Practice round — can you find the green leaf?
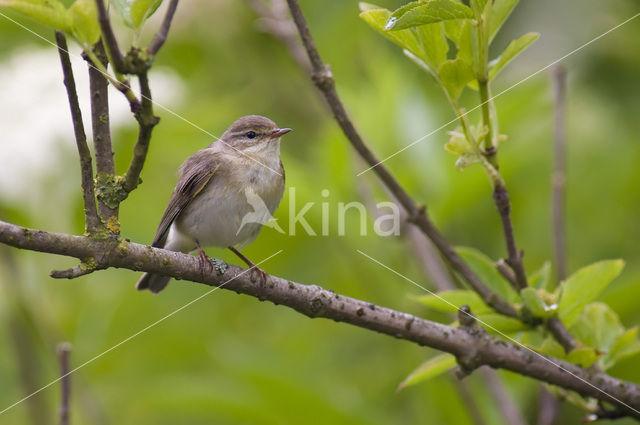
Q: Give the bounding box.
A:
[111,0,134,27]
[529,261,551,290]
[489,0,519,42]
[438,58,474,100]
[414,290,492,315]
[415,22,448,70]
[566,347,599,368]
[608,327,640,369]
[538,337,565,359]
[130,0,162,28]
[571,303,623,353]
[476,313,529,333]
[454,152,482,171]
[0,0,71,31]
[359,6,424,63]
[397,353,456,391]
[521,287,553,318]
[488,32,539,80]
[455,247,520,303]
[385,0,474,31]
[557,260,624,327]
[68,0,100,45]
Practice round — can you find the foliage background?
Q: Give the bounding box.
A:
[0,0,639,423]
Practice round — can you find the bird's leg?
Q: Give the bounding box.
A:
[229,247,267,284]
[195,240,213,278]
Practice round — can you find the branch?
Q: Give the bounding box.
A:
[122,72,159,193]
[147,0,180,56]
[57,342,71,425]
[55,32,100,234]
[87,41,119,229]
[284,0,517,318]
[493,181,528,291]
[95,0,125,74]
[480,368,528,425]
[248,0,311,72]
[0,221,639,418]
[551,65,567,282]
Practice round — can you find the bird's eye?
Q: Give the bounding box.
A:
[246,131,256,139]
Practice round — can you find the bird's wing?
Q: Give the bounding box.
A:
[151,149,220,248]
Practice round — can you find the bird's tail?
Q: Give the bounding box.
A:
[136,272,171,294]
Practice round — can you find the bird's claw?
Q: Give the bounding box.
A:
[250,267,268,285]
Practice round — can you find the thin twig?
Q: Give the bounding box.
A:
[1,221,640,417]
[248,0,311,72]
[496,258,518,288]
[493,181,528,290]
[122,72,159,193]
[551,65,567,282]
[57,342,71,425]
[536,386,560,425]
[147,0,180,56]
[50,264,99,279]
[95,0,125,73]
[481,368,529,425]
[284,0,517,318]
[87,41,119,228]
[55,31,100,234]
[453,373,488,425]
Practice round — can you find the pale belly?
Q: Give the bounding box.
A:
[168,165,284,252]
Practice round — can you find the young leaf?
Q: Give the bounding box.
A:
[607,327,640,369]
[397,353,456,391]
[111,0,134,28]
[489,0,519,42]
[571,303,623,354]
[438,58,474,100]
[521,287,552,318]
[414,290,492,315]
[455,246,520,302]
[0,0,71,32]
[557,260,624,327]
[538,337,565,359]
[385,0,474,31]
[130,0,162,28]
[488,32,539,80]
[359,6,424,65]
[566,347,599,368]
[454,152,482,171]
[475,313,529,333]
[415,22,448,70]
[68,0,100,45]
[529,261,551,290]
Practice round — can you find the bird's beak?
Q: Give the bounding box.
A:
[270,128,292,138]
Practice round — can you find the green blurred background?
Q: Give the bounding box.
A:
[1,0,640,423]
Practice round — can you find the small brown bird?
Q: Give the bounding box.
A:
[136,115,291,293]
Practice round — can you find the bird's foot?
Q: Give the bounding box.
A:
[197,247,213,278]
[250,266,268,285]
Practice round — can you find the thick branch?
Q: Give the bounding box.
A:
[147,0,180,56]
[95,0,125,74]
[0,220,639,418]
[284,0,517,318]
[57,342,71,425]
[122,72,159,193]
[551,65,567,282]
[87,42,119,227]
[55,32,100,234]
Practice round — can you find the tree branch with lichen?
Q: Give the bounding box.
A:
[0,220,639,418]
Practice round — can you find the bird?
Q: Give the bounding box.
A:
[136,115,291,293]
